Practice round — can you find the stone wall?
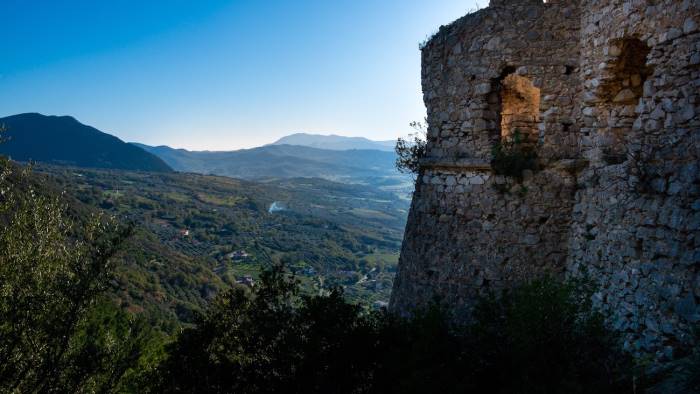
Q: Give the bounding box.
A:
[391,0,582,317]
[390,0,700,362]
[567,0,700,360]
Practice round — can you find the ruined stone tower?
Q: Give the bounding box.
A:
[390,0,699,360]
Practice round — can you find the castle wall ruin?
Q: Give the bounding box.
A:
[390,0,700,361]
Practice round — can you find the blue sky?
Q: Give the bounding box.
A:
[1,0,479,150]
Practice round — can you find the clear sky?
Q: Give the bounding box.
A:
[1,0,479,150]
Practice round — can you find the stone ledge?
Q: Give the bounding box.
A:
[420,157,492,171]
[420,157,589,173]
[550,159,590,173]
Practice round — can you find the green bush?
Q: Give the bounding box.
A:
[0,158,162,393]
[152,266,636,393]
[463,277,633,393]
[491,130,538,180]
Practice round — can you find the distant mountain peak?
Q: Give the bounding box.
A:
[12,112,78,122]
[0,113,173,172]
[270,133,395,152]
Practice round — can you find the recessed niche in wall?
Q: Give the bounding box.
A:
[500,74,541,145]
[601,38,652,104]
[599,38,652,164]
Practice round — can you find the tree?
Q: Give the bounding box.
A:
[153,265,637,394]
[153,266,379,393]
[0,155,148,392]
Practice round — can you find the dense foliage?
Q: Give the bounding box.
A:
[153,265,637,394]
[0,159,162,392]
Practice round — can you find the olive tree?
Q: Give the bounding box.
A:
[0,149,135,392]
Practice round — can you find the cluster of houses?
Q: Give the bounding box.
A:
[236,275,255,288]
[213,249,252,276]
[226,250,250,261]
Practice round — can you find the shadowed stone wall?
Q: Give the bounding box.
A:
[567,0,700,360]
[390,0,582,318]
[391,0,699,362]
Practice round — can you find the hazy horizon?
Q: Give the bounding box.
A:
[1,112,400,151]
[135,130,398,151]
[1,0,480,150]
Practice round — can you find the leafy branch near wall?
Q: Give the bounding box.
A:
[395,120,427,175]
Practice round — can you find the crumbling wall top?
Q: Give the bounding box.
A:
[489,0,547,6]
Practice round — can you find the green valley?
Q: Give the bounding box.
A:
[35,165,409,329]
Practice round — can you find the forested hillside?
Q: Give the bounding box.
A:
[0,114,172,172]
[36,165,408,326]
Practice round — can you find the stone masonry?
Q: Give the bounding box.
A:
[390,0,700,362]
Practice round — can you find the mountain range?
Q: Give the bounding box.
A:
[133,143,402,185]
[0,113,172,172]
[270,133,395,152]
[0,113,405,188]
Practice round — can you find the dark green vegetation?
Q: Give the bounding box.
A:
[0,156,400,392]
[3,153,695,393]
[133,143,411,193]
[4,122,692,393]
[0,113,172,172]
[152,266,639,394]
[0,158,163,392]
[36,164,407,327]
[491,130,538,180]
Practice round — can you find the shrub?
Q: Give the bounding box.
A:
[491,130,538,180]
[463,277,633,393]
[152,266,378,393]
[0,158,160,393]
[153,266,636,393]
